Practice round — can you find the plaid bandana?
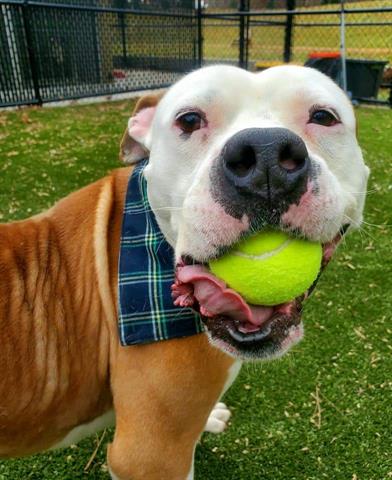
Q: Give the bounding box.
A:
[118,160,204,346]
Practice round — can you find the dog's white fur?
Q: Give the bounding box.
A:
[127,65,368,265]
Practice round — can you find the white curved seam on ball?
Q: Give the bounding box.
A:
[232,239,293,261]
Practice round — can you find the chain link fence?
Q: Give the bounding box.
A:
[202,0,392,104]
[1,0,391,107]
[0,0,197,107]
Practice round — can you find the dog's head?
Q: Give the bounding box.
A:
[121,65,369,360]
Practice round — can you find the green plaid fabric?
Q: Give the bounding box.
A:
[118,160,204,346]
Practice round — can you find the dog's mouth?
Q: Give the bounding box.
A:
[172,230,345,360]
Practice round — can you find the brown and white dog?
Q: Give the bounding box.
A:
[0,65,368,479]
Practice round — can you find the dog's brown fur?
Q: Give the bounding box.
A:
[0,104,233,479]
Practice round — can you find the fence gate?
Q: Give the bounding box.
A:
[0,0,198,107]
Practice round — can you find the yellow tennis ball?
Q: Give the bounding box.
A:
[209,230,322,306]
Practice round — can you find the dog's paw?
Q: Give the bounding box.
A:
[204,402,231,434]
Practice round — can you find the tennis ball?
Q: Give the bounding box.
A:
[209,230,322,306]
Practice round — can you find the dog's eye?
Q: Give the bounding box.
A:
[175,112,204,134]
[309,109,340,127]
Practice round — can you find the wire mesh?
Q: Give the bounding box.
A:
[0,3,38,105]
[0,0,196,106]
[202,0,391,104]
[0,0,391,106]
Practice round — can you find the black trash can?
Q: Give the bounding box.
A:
[305,53,387,100]
[346,59,387,99]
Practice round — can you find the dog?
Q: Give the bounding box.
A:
[0,65,368,479]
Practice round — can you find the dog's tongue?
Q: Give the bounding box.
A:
[172,264,274,331]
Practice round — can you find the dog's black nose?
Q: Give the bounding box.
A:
[221,127,310,205]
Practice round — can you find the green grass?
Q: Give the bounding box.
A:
[0,102,391,479]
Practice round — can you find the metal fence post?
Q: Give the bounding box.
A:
[197,0,203,68]
[119,13,127,66]
[239,0,249,69]
[244,0,250,69]
[21,0,42,105]
[116,0,127,68]
[283,0,295,63]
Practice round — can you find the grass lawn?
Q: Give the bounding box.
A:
[0,101,391,480]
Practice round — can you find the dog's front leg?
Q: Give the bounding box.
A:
[108,334,234,480]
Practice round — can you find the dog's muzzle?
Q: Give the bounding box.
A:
[210,127,311,223]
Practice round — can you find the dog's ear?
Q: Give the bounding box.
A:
[120,92,164,164]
